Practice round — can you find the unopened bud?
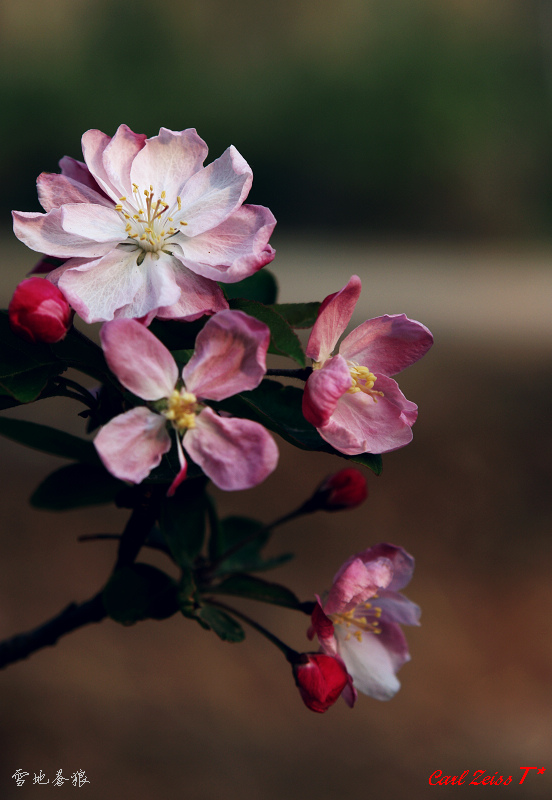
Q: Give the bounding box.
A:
[311,468,368,511]
[9,278,72,344]
[292,653,349,713]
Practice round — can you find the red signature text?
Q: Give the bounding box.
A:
[429,768,546,787]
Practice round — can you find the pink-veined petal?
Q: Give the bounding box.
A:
[334,625,401,701]
[184,407,278,491]
[81,128,120,202]
[376,590,421,627]
[183,309,269,401]
[154,256,228,321]
[306,275,362,363]
[102,124,147,198]
[37,172,112,212]
[356,543,416,592]
[339,314,434,376]
[60,203,125,243]
[176,146,252,237]
[325,556,394,616]
[317,374,418,455]
[112,252,182,321]
[173,204,276,283]
[59,156,105,193]
[302,355,352,429]
[129,127,208,204]
[12,209,115,259]
[94,407,171,484]
[100,318,178,400]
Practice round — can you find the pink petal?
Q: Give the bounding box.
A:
[317,374,418,455]
[154,258,228,321]
[325,556,393,615]
[334,625,402,701]
[59,156,105,193]
[176,146,253,237]
[183,309,269,401]
[356,543,415,592]
[376,590,421,627]
[102,124,147,198]
[60,203,125,243]
[12,209,116,259]
[37,172,112,212]
[94,407,171,483]
[81,128,120,201]
[100,318,178,400]
[172,204,276,283]
[302,355,352,428]
[184,407,278,490]
[130,127,208,204]
[306,275,362,363]
[113,252,182,321]
[339,314,434,376]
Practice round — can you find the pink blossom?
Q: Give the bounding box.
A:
[311,468,368,511]
[292,652,350,713]
[9,277,72,343]
[302,275,433,454]
[94,310,278,493]
[309,543,420,703]
[13,125,276,324]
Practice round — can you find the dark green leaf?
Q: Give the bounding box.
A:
[229,298,305,366]
[0,417,99,463]
[268,302,320,328]
[103,563,179,625]
[30,463,125,510]
[50,327,109,382]
[211,516,293,574]
[198,604,245,642]
[159,477,209,566]
[222,269,278,304]
[212,573,303,610]
[218,379,383,475]
[0,364,63,402]
[0,312,64,402]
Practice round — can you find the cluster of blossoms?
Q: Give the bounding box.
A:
[6,124,433,713]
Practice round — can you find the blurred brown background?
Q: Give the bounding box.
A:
[1,1,552,798]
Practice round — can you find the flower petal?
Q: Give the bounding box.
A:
[37,172,112,212]
[12,209,115,259]
[154,258,228,322]
[376,590,421,626]
[302,355,352,428]
[334,625,401,701]
[94,407,171,484]
[129,127,208,204]
[317,374,418,455]
[356,543,416,592]
[173,204,276,282]
[59,156,105,193]
[339,314,434,376]
[183,309,269,401]
[325,556,394,615]
[81,128,120,201]
[100,318,178,400]
[102,124,147,198]
[306,275,362,363]
[184,407,278,490]
[176,145,252,237]
[60,203,125,243]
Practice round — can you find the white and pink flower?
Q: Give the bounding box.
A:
[94,310,279,493]
[13,125,276,324]
[309,543,420,704]
[302,275,433,454]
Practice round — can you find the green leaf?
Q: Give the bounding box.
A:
[197,604,245,642]
[212,515,292,574]
[0,417,99,463]
[103,564,179,625]
[268,302,320,329]
[0,312,64,402]
[50,327,109,382]
[222,269,278,304]
[211,573,303,610]
[159,477,209,566]
[218,379,383,475]
[228,298,305,366]
[30,463,125,510]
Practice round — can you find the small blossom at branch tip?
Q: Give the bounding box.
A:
[302,275,433,455]
[12,125,276,324]
[292,653,350,713]
[312,468,368,511]
[9,277,72,344]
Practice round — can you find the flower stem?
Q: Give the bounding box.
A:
[207,599,300,662]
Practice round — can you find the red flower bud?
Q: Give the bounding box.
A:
[292,653,349,713]
[313,468,368,511]
[9,278,72,344]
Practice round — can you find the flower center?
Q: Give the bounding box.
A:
[114,184,187,254]
[162,389,198,431]
[346,361,384,400]
[329,601,382,643]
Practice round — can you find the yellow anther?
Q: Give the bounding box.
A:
[179,221,187,226]
[161,190,166,200]
[132,183,139,192]
[119,196,127,202]
[124,214,130,219]
[164,389,198,431]
[353,631,363,642]
[177,196,182,210]
[125,224,132,232]
[115,204,123,212]
[129,233,138,239]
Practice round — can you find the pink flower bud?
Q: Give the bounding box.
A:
[292,653,349,713]
[9,278,72,344]
[313,468,368,511]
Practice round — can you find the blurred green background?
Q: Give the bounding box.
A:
[1,2,552,800]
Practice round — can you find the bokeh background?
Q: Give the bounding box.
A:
[1,1,551,798]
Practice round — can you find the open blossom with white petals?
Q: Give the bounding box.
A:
[309,543,420,704]
[13,125,276,324]
[94,310,279,493]
[302,275,433,455]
